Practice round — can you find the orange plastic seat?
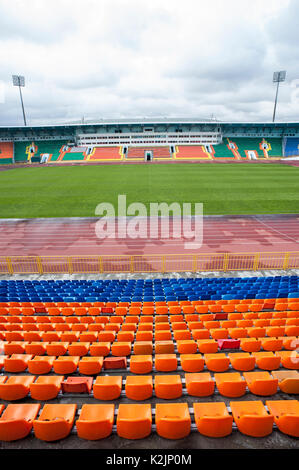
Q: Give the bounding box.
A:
[279,351,299,370]
[285,326,299,336]
[204,353,230,372]
[193,402,233,438]
[247,327,266,339]
[0,376,35,401]
[243,371,278,396]
[155,403,190,440]
[4,354,32,373]
[229,353,256,371]
[53,356,80,374]
[266,400,299,438]
[79,332,98,343]
[122,324,137,332]
[46,342,69,356]
[130,355,153,374]
[78,357,103,375]
[61,332,80,342]
[42,332,62,342]
[28,356,55,375]
[172,322,187,331]
[188,321,204,330]
[0,404,41,441]
[76,404,115,441]
[210,328,229,340]
[90,342,111,357]
[176,340,197,354]
[117,331,135,342]
[215,373,246,398]
[142,307,154,315]
[138,323,153,332]
[93,376,122,400]
[155,341,175,354]
[197,339,218,354]
[4,331,25,342]
[133,341,153,355]
[155,323,170,331]
[33,404,77,442]
[240,338,261,353]
[25,342,48,356]
[173,330,192,341]
[117,404,152,440]
[111,341,132,357]
[169,306,182,315]
[271,371,299,394]
[125,376,153,401]
[30,376,64,401]
[252,352,281,371]
[261,337,283,352]
[136,331,154,341]
[4,341,27,355]
[155,375,182,399]
[185,373,215,397]
[155,354,177,372]
[180,354,204,373]
[67,342,90,357]
[192,329,210,340]
[228,328,248,339]
[204,321,220,330]
[230,401,274,437]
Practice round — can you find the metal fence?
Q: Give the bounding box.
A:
[0,252,298,275]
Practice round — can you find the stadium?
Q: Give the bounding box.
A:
[0,0,299,461]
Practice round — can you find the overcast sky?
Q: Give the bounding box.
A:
[0,0,298,126]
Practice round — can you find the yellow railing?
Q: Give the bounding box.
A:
[0,252,298,275]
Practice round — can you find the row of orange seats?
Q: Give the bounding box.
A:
[1,350,298,374]
[0,371,298,401]
[0,299,298,316]
[0,401,298,441]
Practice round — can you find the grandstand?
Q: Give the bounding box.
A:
[0,120,298,165]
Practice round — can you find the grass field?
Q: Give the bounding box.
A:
[0,163,298,218]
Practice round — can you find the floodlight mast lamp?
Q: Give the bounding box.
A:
[272,71,286,123]
[12,75,27,126]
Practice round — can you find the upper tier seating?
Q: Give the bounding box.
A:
[14,141,67,163]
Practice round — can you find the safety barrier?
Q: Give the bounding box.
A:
[0,252,298,275]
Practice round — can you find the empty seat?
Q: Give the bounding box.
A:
[180,354,204,373]
[28,356,55,375]
[279,351,299,370]
[33,404,77,441]
[93,376,122,400]
[266,400,299,438]
[197,339,218,354]
[155,403,191,440]
[90,342,111,357]
[76,404,115,440]
[215,373,246,398]
[78,357,103,375]
[117,404,152,440]
[4,354,32,373]
[103,357,127,370]
[53,356,80,374]
[30,376,64,401]
[130,355,152,374]
[229,353,256,372]
[193,402,233,438]
[155,375,182,399]
[176,340,197,354]
[230,401,274,437]
[185,373,215,397]
[271,370,299,394]
[0,376,35,401]
[243,372,278,396]
[68,342,90,357]
[46,342,69,356]
[260,337,283,352]
[240,338,261,353]
[204,354,230,372]
[125,376,153,401]
[155,341,175,354]
[133,341,153,355]
[0,404,41,441]
[252,352,281,371]
[111,342,132,357]
[155,354,177,372]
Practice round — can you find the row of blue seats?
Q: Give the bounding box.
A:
[0,277,298,302]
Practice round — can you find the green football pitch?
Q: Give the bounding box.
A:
[0,163,298,218]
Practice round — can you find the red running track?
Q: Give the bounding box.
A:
[0,215,298,256]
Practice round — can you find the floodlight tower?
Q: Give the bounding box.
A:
[272,71,286,123]
[12,75,27,126]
